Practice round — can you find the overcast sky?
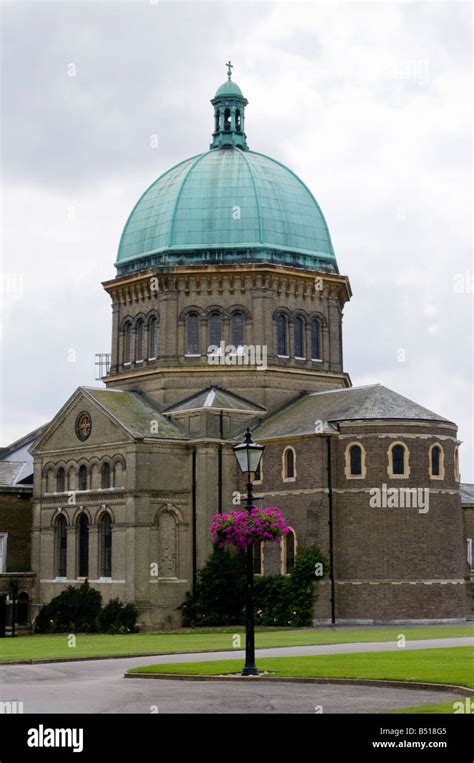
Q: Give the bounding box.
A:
[1,1,472,480]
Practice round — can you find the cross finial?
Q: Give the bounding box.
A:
[226,60,233,80]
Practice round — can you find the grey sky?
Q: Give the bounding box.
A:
[1,1,472,479]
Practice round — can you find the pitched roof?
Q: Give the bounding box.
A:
[164,386,266,414]
[0,424,49,488]
[252,384,453,440]
[83,388,188,440]
[460,483,474,507]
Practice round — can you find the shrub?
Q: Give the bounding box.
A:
[34,581,138,634]
[182,545,327,627]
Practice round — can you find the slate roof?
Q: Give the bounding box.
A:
[461,484,474,507]
[0,424,48,488]
[83,388,188,440]
[164,386,266,414]
[252,384,453,440]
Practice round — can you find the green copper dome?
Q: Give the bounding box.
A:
[115,65,338,276]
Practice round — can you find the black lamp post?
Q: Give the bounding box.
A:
[233,427,264,676]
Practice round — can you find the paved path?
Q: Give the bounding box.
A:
[0,637,471,714]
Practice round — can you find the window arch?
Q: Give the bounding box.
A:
[123,321,132,364]
[224,108,231,131]
[56,467,65,493]
[387,442,410,478]
[136,319,145,362]
[55,515,67,578]
[78,465,88,491]
[231,312,245,348]
[282,446,296,482]
[101,462,111,489]
[311,319,321,360]
[186,312,200,355]
[209,311,222,348]
[99,514,112,578]
[344,442,367,479]
[235,109,241,132]
[148,315,159,359]
[277,314,288,356]
[294,316,305,358]
[78,514,89,578]
[429,443,445,480]
[282,529,296,574]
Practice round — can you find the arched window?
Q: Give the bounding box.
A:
[388,443,409,478]
[56,515,67,578]
[236,109,241,132]
[124,322,132,364]
[101,462,111,489]
[99,514,112,578]
[350,445,362,476]
[148,316,158,359]
[231,312,245,347]
[224,108,231,131]
[136,319,145,361]
[277,314,287,356]
[311,319,321,360]
[78,514,89,578]
[215,109,220,132]
[283,447,296,481]
[294,317,305,358]
[209,312,222,348]
[282,530,296,574]
[56,467,65,493]
[158,511,177,578]
[78,465,88,491]
[431,446,440,476]
[186,312,200,355]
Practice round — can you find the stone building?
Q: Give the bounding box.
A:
[29,66,469,627]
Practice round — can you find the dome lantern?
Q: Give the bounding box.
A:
[210,61,248,150]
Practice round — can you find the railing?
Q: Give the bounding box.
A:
[95,354,111,380]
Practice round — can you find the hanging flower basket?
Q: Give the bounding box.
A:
[211,507,290,552]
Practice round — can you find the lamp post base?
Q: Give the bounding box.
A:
[241,664,259,676]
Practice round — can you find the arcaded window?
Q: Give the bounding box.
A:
[136,319,145,361]
[56,467,65,493]
[209,312,222,348]
[294,317,305,358]
[56,515,67,578]
[231,312,245,347]
[311,319,321,360]
[186,312,200,355]
[148,316,158,359]
[78,514,89,578]
[277,314,287,356]
[124,322,132,364]
[100,514,112,578]
[282,529,296,574]
[283,446,296,481]
[101,462,111,489]
[350,445,362,476]
[78,465,88,491]
[388,442,409,478]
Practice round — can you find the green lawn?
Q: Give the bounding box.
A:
[387,700,472,714]
[128,647,474,690]
[0,626,471,664]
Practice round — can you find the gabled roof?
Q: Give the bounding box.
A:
[81,388,188,440]
[0,424,49,488]
[164,386,266,415]
[461,484,474,507]
[252,384,453,440]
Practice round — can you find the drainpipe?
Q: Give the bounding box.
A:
[192,447,197,592]
[218,410,223,515]
[326,435,336,624]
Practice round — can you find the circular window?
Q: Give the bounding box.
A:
[75,412,92,441]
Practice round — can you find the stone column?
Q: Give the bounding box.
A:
[88,526,99,580]
[66,524,76,580]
